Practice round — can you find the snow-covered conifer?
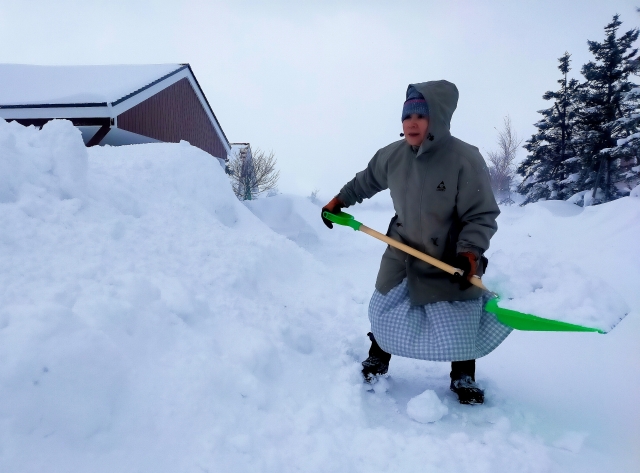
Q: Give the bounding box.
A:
[517,53,580,204]
[573,15,639,204]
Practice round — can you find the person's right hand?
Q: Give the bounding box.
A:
[450,252,477,290]
[321,196,345,229]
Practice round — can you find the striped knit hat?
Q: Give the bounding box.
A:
[401,86,429,122]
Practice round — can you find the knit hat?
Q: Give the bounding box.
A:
[401,86,429,122]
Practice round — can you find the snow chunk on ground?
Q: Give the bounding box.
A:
[406,389,448,423]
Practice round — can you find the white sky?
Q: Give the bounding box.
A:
[0,0,638,196]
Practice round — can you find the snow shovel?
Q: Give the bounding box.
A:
[323,210,606,334]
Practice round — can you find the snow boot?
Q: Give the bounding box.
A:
[450,375,484,404]
[362,332,391,383]
[450,360,484,405]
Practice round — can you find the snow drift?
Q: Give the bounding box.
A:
[0,119,366,472]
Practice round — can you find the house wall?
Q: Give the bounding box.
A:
[117,78,227,159]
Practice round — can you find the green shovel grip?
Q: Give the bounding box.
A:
[323,211,362,231]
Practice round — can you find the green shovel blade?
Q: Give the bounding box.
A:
[484,297,606,334]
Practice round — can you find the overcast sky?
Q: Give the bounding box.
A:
[1,0,638,197]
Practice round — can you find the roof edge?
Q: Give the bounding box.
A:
[110,65,188,106]
[182,64,231,149]
[0,102,108,109]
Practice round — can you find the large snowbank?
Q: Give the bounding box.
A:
[0,119,637,472]
[0,119,367,472]
[0,119,88,202]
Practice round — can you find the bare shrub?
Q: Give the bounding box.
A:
[487,116,522,204]
[308,188,320,204]
[228,147,280,200]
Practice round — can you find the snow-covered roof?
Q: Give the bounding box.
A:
[0,63,231,154]
[0,64,183,106]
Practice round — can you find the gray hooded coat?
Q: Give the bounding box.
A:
[337,80,500,305]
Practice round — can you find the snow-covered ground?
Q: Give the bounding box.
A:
[0,119,638,472]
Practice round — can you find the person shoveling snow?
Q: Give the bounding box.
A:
[322,80,512,405]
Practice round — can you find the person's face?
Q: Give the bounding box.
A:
[402,114,429,147]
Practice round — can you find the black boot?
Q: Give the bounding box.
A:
[362,332,391,383]
[450,360,484,405]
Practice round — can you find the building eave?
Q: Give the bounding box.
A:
[0,64,232,156]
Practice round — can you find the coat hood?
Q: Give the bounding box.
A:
[409,80,459,155]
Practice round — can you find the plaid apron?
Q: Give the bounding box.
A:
[369,279,512,361]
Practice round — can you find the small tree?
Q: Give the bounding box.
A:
[228,146,280,200]
[487,116,522,204]
[308,188,320,204]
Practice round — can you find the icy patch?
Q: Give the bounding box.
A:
[406,389,448,423]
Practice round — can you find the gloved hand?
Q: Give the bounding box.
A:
[451,251,478,290]
[321,196,345,229]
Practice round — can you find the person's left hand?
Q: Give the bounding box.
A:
[321,196,345,229]
[451,252,478,290]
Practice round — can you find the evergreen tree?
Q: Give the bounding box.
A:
[614,81,640,192]
[517,53,580,204]
[573,15,639,204]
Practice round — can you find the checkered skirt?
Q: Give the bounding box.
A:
[369,279,512,361]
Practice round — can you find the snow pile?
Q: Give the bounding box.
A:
[484,200,636,332]
[0,119,87,202]
[406,389,448,423]
[0,119,366,472]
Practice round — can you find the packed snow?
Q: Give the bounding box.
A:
[0,119,638,472]
[0,64,182,105]
[406,389,449,423]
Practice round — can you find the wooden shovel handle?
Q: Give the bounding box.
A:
[359,224,489,291]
